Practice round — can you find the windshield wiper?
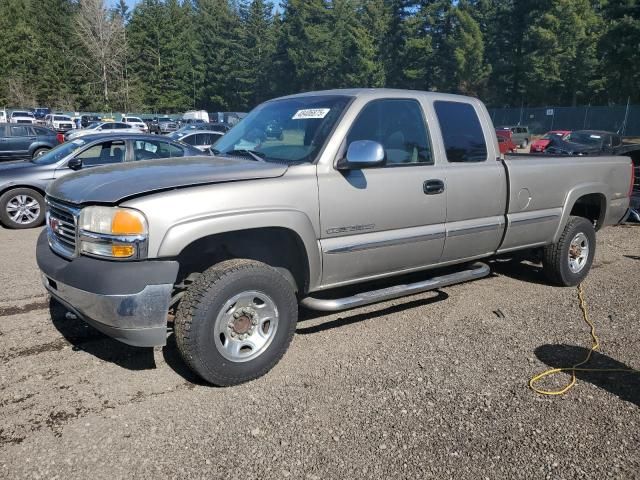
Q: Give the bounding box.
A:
[223,149,267,162]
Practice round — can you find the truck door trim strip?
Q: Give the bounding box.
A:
[447,222,501,237]
[510,213,560,226]
[324,231,445,254]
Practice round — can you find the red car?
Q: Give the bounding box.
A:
[529,130,571,153]
[496,130,517,154]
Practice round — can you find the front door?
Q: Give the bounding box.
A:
[318,98,447,288]
[8,125,36,158]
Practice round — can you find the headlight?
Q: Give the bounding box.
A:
[78,206,148,259]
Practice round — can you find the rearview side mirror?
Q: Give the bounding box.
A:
[337,140,386,170]
[67,158,83,171]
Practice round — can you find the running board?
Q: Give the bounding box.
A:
[300,262,490,312]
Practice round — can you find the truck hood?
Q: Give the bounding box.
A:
[46,156,288,205]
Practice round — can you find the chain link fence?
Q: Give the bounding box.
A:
[488,105,639,137]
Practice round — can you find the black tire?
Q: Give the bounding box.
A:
[0,188,46,229]
[174,259,298,386]
[32,148,49,159]
[543,216,596,286]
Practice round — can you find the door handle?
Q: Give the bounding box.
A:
[423,179,445,195]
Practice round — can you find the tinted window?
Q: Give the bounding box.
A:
[33,127,52,135]
[76,141,126,166]
[10,126,33,136]
[183,134,198,146]
[434,101,487,163]
[114,123,129,129]
[133,140,183,160]
[347,99,432,165]
[101,124,114,130]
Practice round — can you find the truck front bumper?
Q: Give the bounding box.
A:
[36,231,179,347]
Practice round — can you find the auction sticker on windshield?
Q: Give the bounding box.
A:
[292,108,330,120]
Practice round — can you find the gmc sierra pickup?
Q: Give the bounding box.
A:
[36,89,633,386]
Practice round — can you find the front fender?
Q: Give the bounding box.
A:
[158,208,323,291]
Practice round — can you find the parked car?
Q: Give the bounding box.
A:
[33,107,50,121]
[122,116,149,132]
[0,110,6,123]
[36,88,633,386]
[496,130,517,154]
[529,130,571,153]
[545,130,623,155]
[149,117,178,134]
[168,130,224,151]
[181,110,209,124]
[0,123,59,161]
[9,111,36,125]
[0,133,204,229]
[497,125,530,148]
[46,114,75,132]
[169,124,226,137]
[80,115,101,128]
[66,121,143,140]
[264,120,284,140]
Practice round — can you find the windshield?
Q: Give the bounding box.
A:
[158,117,173,122]
[54,116,70,121]
[213,95,351,163]
[31,139,87,165]
[566,132,603,146]
[12,111,33,117]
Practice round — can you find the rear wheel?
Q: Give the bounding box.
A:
[0,188,45,229]
[32,148,49,159]
[543,216,596,286]
[174,259,298,386]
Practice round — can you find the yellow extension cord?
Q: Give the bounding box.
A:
[529,283,639,396]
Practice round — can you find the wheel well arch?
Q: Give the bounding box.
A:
[174,227,310,295]
[569,193,606,230]
[0,184,46,199]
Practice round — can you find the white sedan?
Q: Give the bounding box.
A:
[66,122,144,140]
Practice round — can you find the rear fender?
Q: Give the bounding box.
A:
[553,183,609,242]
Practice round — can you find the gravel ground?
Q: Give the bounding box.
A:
[0,225,638,479]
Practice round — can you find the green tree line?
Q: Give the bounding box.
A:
[0,0,638,113]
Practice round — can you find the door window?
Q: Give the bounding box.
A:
[434,101,488,163]
[133,140,183,160]
[10,126,33,137]
[183,134,198,146]
[76,141,126,166]
[347,99,433,165]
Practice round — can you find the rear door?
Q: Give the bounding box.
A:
[318,97,447,287]
[431,100,507,262]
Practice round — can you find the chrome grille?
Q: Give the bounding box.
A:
[46,198,80,258]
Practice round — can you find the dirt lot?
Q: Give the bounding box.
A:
[0,225,639,479]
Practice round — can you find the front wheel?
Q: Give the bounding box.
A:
[542,216,596,286]
[0,188,46,229]
[174,259,298,386]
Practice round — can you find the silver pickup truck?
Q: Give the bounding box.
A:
[36,89,633,386]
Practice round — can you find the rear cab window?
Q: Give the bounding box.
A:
[433,101,488,163]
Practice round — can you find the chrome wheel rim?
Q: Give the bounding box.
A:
[568,232,589,273]
[6,194,40,225]
[35,150,46,158]
[214,290,279,363]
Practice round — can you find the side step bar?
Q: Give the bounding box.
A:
[300,262,490,312]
